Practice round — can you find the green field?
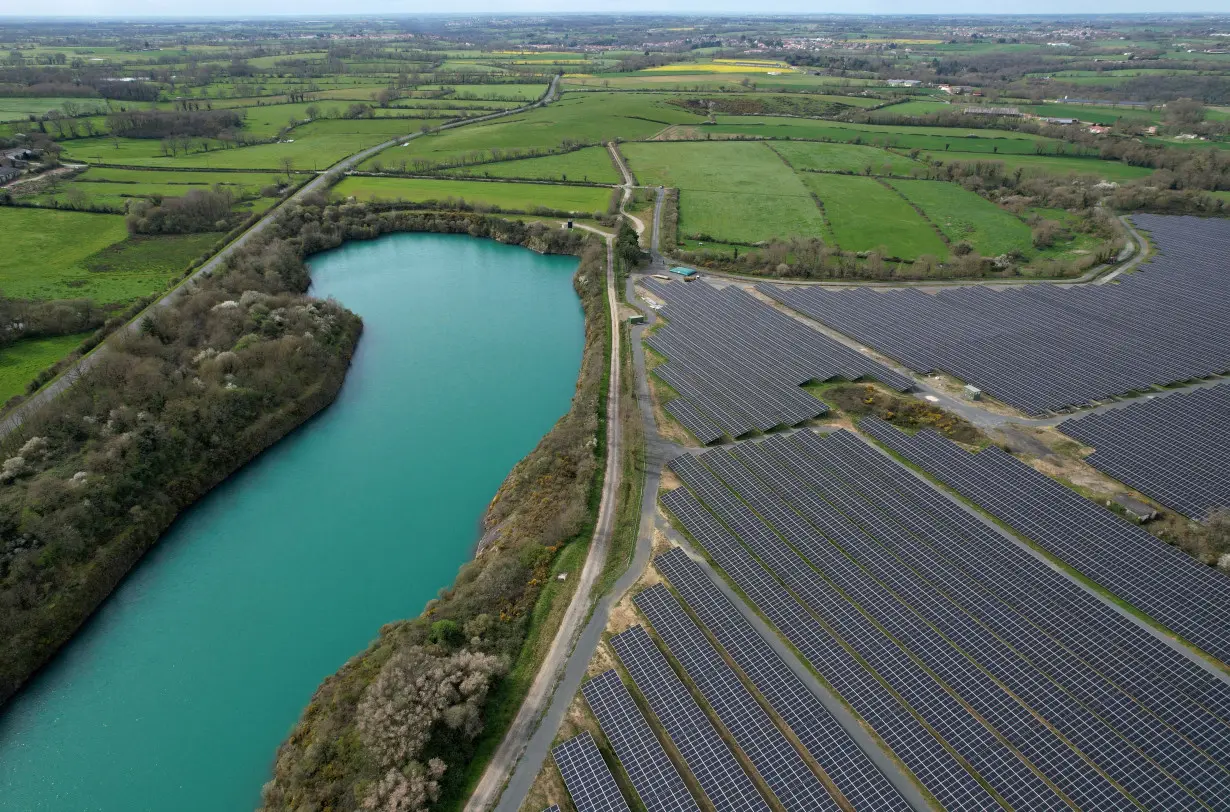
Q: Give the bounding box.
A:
[621,140,824,245]
[0,97,111,122]
[413,83,549,100]
[802,173,948,259]
[673,115,1059,155]
[332,176,613,213]
[359,92,704,171]
[941,151,1155,181]
[770,140,921,176]
[0,208,219,302]
[435,146,619,183]
[0,332,95,402]
[888,179,1033,256]
[22,167,287,212]
[870,99,954,118]
[63,118,439,170]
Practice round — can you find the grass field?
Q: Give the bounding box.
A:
[332,176,613,213]
[22,167,287,212]
[0,332,95,402]
[940,151,1155,181]
[1020,103,1162,124]
[359,92,703,171]
[888,179,1033,256]
[435,146,619,183]
[802,173,948,258]
[0,97,110,122]
[414,83,549,100]
[668,116,1058,155]
[0,208,219,302]
[770,140,921,176]
[870,99,954,118]
[64,118,438,170]
[621,140,824,245]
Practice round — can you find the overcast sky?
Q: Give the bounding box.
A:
[5,0,1229,19]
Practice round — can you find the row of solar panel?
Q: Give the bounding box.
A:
[660,428,1230,812]
[639,276,912,443]
[757,214,1230,415]
[549,553,912,811]
[860,415,1230,665]
[1060,383,1230,521]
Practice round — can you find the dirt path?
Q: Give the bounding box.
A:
[465,212,623,812]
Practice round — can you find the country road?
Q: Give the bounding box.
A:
[464,190,624,812]
[0,75,561,439]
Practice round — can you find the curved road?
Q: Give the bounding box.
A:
[0,76,561,439]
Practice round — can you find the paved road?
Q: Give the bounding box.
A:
[0,76,561,439]
[466,200,625,812]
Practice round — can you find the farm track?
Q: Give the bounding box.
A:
[481,147,676,812]
[465,153,626,812]
[0,76,560,439]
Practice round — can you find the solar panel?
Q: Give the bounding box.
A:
[860,415,1230,664]
[1059,384,1230,520]
[581,670,699,812]
[632,584,844,812]
[759,215,1230,415]
[648,551,914,812]
[659,428,1230,812]
[551,732,631,812]
[640,276,911,440]
[609,625,772,812]
[656,488,998,812]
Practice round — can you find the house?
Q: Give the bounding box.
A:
[1111,493,1157,523]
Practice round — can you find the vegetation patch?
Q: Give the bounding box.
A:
[620,140,823,245]
[888,178,1033,257]
[801,172,948,259]
[435,146,619,184]
[0,332,94,403]
[771,140,921,176]
[333,176,614,215]
[816,382,985,444]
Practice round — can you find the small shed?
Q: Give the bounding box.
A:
[962,384,982,401]
[627,313,646,325]
[1111,494,1157,523]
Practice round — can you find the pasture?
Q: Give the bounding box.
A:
[360,92,704,171]
[802,173,948,259]
[940,151,1155,181]
[435,146,619,183]
[620,140,824,245]
[0,333,95,403]
[770,140,921,176]
[888,179,1033,256]
[331,176,613,214]
[23,167,287,211]
[0,97,110,122]
[0,208,219,303]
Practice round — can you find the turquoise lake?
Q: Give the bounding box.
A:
[0,233,583,810]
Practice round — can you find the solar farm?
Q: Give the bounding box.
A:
[859,417,1230,662]
[758,215,1230,416]
[530,207,1230,812]
[640,277,913,444]
[538,419,1230,811]
[1059,384,1230,521]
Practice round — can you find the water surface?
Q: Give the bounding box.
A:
[0,233,582,811]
